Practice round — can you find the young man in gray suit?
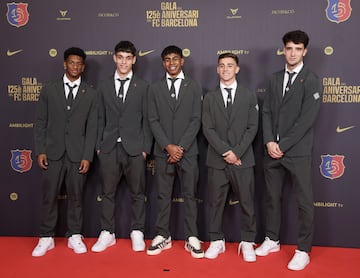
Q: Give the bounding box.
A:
[32,47,98,256]
[255,30,322,271]
[92,41,152,253]
[202,53,259,261]
[147,45,204,258]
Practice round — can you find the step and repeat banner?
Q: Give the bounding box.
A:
[1,0,359,248]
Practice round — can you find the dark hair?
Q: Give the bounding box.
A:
[114,41,137,56]
[64,47,86,61]
[282,30,309,48]
[161,45,183,60]
[218,52,239,65]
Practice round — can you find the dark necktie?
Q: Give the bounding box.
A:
[117,78,129,102]
[224,88,232,116]
[168,78,179,100]
[66,83,77,110]
[284,71,296,95]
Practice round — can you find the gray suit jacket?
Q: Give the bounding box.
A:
[96,75,152,155]
[34,79,98,162]
[148,76,202,158]
[202,84,259,169]
[262,66,322,157]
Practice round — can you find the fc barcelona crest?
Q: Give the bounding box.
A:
[326,0,352,23]
[6,2,30,27]
[319,154,345,180]
[10,149,33,173]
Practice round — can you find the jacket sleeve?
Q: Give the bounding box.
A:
[202,92,230,155]
[148,85,171,150]
[142,84,153,154]
[96,86,105,151]
[82,89,98,162]
[178,81,202,151]
[34,84,49,156]
[262,78,275,145]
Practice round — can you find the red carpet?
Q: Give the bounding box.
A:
[0,237,359,278]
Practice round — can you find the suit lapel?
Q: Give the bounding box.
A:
[161,77,175,111]
[175,78,188,111]
[103,77,121,110]
[123,76,137,108]
[109,78,119,104]
[276,71,285,102]
[55,81,68,113]
[69,82,86,114]
[229,87,241,123]
[214,88,228,120]
[282,67,307,104]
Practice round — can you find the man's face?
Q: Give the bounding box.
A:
[284,41,307,70]
[217,57,239,84]
[162,53,184,78]
[113,51,136,77]
[64,55,85,81]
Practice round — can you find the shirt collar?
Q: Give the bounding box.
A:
[114,70,133,81]
[220,80,237,91]
[166,70,184,80]
[285,62,304,74]
[63,74,81,87]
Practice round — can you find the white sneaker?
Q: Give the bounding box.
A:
[185,236,204,258]
[255,237,280,256]
[146,235,172,255]
[287,250,310,271]
[204,240,225,259]
[91,230,116,252]
[68,234,87,254]
[130,230,145,252]
[32,237,55,257]
[238,241,256,262]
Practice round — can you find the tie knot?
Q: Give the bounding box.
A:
[224,87,232,94]
[168,77,179,84]
[117,78,129,86]
[287,71,296,79]
[66,83,77,91]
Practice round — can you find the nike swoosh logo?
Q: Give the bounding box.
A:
[229,199,239,205]
[336,125,355,133]
[276,49,284,55]
[138,49,155,57]
[7,49,23,56]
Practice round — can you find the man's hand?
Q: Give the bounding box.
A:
[266,141,284,159]
[37,154,48,170]
[79,160,90,174]
[222,150,239,165]
[234,159,242,166]
[165,144,184,162]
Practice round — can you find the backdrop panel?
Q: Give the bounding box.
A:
[1,0,359,248]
